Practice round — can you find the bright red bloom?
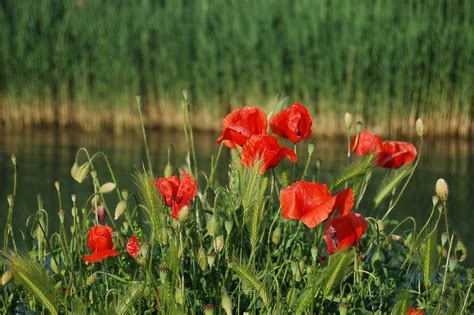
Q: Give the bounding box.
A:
[126,235,141,257]
[155,172,197,220]
[407,307,424,315]
[217,106,267,148]
[351,131,383,156]
[333,188,354,216]
[376,141,417,169]
[280,181,336,228]
[241,134,297,174]
[83,225,120,263]
[270,102,312,143]
[323,212,368,255]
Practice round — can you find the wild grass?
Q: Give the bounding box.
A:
[0,0,473,135]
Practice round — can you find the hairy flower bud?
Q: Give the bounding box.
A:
[114,200,127,220]
[271,226,281,245]
[86,273,97,285]
[213,235,225,253]
[311,246,318,261]
[11,153,16,166]
[2,270,13,286]
[159,267,170,285]
[207,216,220,237]
[435,178,448,201]
[178,206,190,223]
[54,181,60,192]
[58,209,65,224]
[344,112,353,129]
[71,162,90,183]
[221,291,232,315]
[197,248,207,271]
[224,220,233,235]
[207,252,216,269]
[99,182,116,194]
[415,118,424,138]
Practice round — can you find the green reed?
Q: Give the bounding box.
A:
[0,0,473,134]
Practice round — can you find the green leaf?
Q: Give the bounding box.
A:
[374,166,412,207]
[420,225,439,287]
[322,249,354,298]
[330,154,375,191]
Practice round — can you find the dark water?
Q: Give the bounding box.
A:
[0,130,472,264]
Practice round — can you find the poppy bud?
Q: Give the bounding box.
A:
[58,209,65,224]
[86,273,97,285]
[1,270,13,286]
[207,252,216,268]
[344,112,353,129]
[72,162,90,183]
[204,304,215,315]
[224,220,233,235]
[271,226,282,245]
[432,195,439,206]
[164,163,173,178]
[213,235,224,253]
[178,206,190,223]
[415,118,424,138]
[91,194,100,207]
[290,259,299,276]
[307,142,315,156]
[99,182,116,194]
[311,246,318,261]
[197,248,207,271]
[7,194,13,207]
[95,205,107,225]
[435,178,448,201]
[221,290,232,315]
[455,239,467,262]
[11,153,16,166]
[356,121,363,133]
[376,220,385,233]
[159,267,170,284]
[71,194,76,203]
[114,200,127,220]
[207,216,220,237]
[54,181,60,192]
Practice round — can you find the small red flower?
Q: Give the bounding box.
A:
[83,225,120,263]
[376,141,417,169]
[126,235,141,257]
[270,102,312,143]
[323,212,368,255]
[155,172,197,220]
[351,131,383,156]
[280,181,336,228]
[241,134,297,174]
[407,307,424,315]
[217,106,267,148]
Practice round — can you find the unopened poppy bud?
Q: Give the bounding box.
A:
[307,142,315,156]
[221,290,232,315]
[1,270,13,286]
[11,153,16,166]
[455,239,467,262]
[164,163,173,178]
[159,267,170,284]
[95,205,107,225]
[54,181,60,192]
[311,246,318,261]
[213,235,224,252]
[121,189,129,200]
[415,118,424,138]
[71,194,76,204]
[437,245,448,257]
[175,289,185,306]
[207,252,216,268]
[432,195,439,206]
[204,304,215,315]
[290,259,299,276]
[197,248,207,271]
[178,206,190,223]
[356,121,363,133]
[91,194,100,206]
[224,220,233,235]
[435,178,448,201]
[58,209,65,224]
[271,226,281,245]
[99,182,116,194]
[86,273,97,285]
[114,200,127,220]
[376,219,385,233]
[207,216,220,237]
[344,112,353,129]
[7,194,13,207]
[72,162,90,183]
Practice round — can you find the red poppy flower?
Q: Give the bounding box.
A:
[126,235,141,257]
[351,131,383,156]
[83,225,120,263]
[241,134,297,174]
[280,181,336,228]
[270,102,312,143]
[376,141,417,169]
[155,172,197,220]
[407,307,424,315]
[217,106,267,148]
[323,212,368,255]
[333,188,354,216]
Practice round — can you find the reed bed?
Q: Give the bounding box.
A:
[0,0,473,135]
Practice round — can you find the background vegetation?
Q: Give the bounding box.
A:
[0,0,473,134]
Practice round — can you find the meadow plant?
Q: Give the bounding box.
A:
[0,94,472,314]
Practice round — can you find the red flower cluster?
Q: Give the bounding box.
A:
[281,182,367,255]
[155,172,197,220]
[351,131,417,169]
[126,235,141,257]
[83,225,120,263]
[217,102,312,173]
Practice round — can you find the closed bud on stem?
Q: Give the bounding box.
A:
[54,181,60,192]
[197,248,207,271]
[415,118,424,138]
[86,273,97,285]
[58,209,65,224]
[224,220,233,235]
[99,182,116,194]
[71,194,76,204]
[121,189,129,200]
[376,219,385,233]
[307,142,315,156]
[7,194,13,207]
[344,112,353,129]
[1,270,13,286]
[114,200,127,220]
[356,121,363,133]
[204,304,215,315]
[213,235,224,252]
[432,195,439,206]
[207,216,220,237]
[221,290,232,315]
[435,178,448,201]
[207,252,216,268]
[72,162,90,183]
[164,163,173,178]
[159,267,170,285]
[11,153,16,166]
[271,226,282,245]
[178,206,190,223]
[290,259,299,276]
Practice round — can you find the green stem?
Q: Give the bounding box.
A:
[136,96,153,172]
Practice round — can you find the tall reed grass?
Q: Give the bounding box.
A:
[0,0,473,135]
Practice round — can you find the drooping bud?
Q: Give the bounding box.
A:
[86,273,97,285]
[54,181,60,192]
[344,112,353,129]
[432,195,439,206]
[99,182,116,194]
[435,178,448,201]
[197,248,207,271]
[11,153,16,166]
[121,189,129,200]
[58,209,65,224]
[1,270,13,286]
[159,267,170,285]
[114,200,127,220]
[71,162,90,183]
[224,220,233,235]
[207,216,220,237]
[271,226,281,245]
[71,194,76,204]
[221,290,232,315]
[213,235,224,253]
[204,304,216,315]
[415,118,424,138]
[207,252,216,268]
[178,206,190,223]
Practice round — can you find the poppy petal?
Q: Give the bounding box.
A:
[334,188,354,216]
[83,249,120,263]
[301,196,336,228]
[351,131,383,156]
[376,141,417,169]
[155,176,180,206]
[270,102,312,143]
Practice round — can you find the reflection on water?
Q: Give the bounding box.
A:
[0,130,472,263]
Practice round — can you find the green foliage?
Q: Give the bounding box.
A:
[374,166,412,207]
[419,225,439,288]
[321,249,354,298]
